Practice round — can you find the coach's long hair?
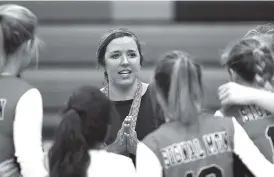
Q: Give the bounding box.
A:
[222,37,274,90]
[48,86,114,177]
[154,50,203,125]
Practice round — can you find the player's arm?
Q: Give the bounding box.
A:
[13,88,48,177]
[136,142,163,177]
[219,82,274,114]
[232,117,274,177]
[248,89,274,114]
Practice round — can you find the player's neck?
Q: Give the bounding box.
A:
[177,118,201,134]
[236,78,261,89]
[108,80,138,101]
[1,62,20,76]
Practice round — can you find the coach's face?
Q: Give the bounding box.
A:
[104,36,141,88]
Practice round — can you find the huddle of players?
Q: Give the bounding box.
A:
[1,3,274,177]
[135,24,274,177]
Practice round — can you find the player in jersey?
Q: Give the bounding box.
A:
[48,86,136,177]
[218,24,274,116]
[215,37,274,177]
[136,50,274,177]
[0,4,46,177]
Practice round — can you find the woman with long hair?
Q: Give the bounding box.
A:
[0,4,46,177]
[136,50,274,177]
[217,23,274,115]
[48,86,136,177]
[216,37,274,177]
[97,28,164,163]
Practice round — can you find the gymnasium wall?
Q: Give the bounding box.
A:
[0,1,272,139]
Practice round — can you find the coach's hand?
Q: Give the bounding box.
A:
[107,117,131,155]
[126,116,139,155]
[218,82,255,106]
[127,129,139,155]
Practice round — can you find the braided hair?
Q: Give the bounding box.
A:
[245,23,274,54]
[222,37,274,89]
[245,23,274,37]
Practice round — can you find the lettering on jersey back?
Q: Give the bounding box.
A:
[203,131,232,156]
[160,131,232,169]
[0,98,7,120]
[239,105,272,123]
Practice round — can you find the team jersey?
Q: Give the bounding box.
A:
[141,113,234,177]
[221,104,274,164]
[0,76,32,174]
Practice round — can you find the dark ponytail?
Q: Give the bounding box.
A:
[48,109,90,177]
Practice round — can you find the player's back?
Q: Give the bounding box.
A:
[223,104,274,163]
[142,113,234,177]
[0,76,32,163]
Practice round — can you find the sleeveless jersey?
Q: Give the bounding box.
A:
[0,76,33,163]
[222,104,274,163]
[143,113,234,177]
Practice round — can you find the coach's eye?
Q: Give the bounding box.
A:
[110,54,120,59]
[128,51,137,58]
[129,53,136,58]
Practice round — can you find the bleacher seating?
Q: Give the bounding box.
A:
[0,1,261,140]
[35,24,255,68]
[25,24,258,139]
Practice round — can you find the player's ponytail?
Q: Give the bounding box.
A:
[154,51,203,125]
[48,109,90,177]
